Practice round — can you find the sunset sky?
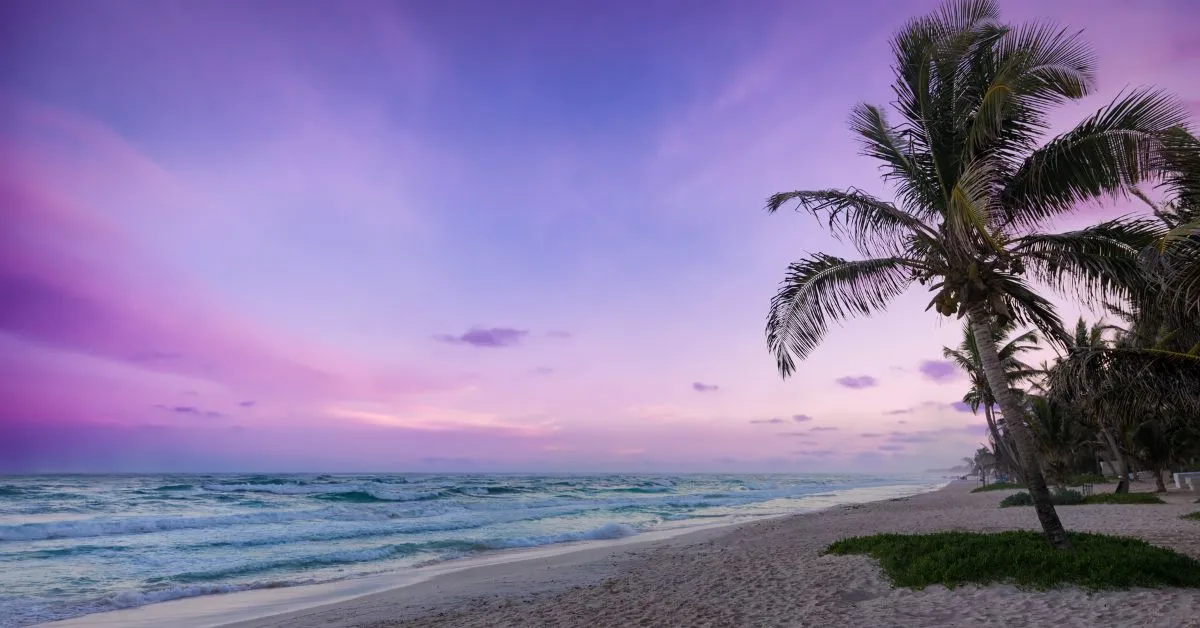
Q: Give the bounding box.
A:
[2,0,1197,473]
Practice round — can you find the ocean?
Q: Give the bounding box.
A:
[0,473,944,626]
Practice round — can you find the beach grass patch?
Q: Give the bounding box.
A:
[997,490,1164,508]
[826,531,1200,591]
[999,489,1084,508]
[970,482,1024,493]
[1183,512,1200,521]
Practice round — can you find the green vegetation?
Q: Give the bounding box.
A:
[1082,493,1166,505]
[757,0,1198,548]
[1182,512,1200,521]
[827,532,1200,591]
[1065,473,1108,486]
[1000,490,1165,507]
[1001,489,1084,508]
[970,482,1025,493]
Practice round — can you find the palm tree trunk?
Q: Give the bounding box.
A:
[969,310,1071,550]
[1154,467,1167,493]
[1098,426,1129,493]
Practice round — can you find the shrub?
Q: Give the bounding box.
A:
[999,488,1084,508]
[826,531,1200,590]
[970,482,1024,493]
[999,491,1034,507]
[1082,493,1165,505]
[1000,490,1165,507]
[1065,473,1107,485]
[1183,512,1200,521]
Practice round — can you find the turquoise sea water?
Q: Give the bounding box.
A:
[0,473,944,626]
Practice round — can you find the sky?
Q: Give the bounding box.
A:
[1,0,1197,473]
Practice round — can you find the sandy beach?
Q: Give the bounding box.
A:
[201,481,1200,628]
[37,481,1200,628]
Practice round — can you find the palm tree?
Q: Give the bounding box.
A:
[1129,417,1200,492]
[1048,135,1200,491]
[761,0,1188,548]
[1048,318,1136,492]
[1048,345,1200,486]
[1026,394,1086,486]
[943,322,1039,480]
[966,447,996,484]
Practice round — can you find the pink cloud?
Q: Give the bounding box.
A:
[917,360,961,383]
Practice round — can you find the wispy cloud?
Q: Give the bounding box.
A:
[435,327,529,348]
[884,401,974,416]
[878,445,904,452]
[859,432,883,438]
[835,375,877,389]
[692,382,719,393]
[887,431,936,443]
[810,426,838,432]
[154,404,223,419]
[885,425,986,445]
[791,414,813,423]
[793,449,838,457]
[750,417,784,425]
[238,400,256,407]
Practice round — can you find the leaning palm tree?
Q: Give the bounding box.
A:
[943,321,1040,480]
[761,0,1188,548]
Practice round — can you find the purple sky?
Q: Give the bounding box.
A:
[1,0,1197,473]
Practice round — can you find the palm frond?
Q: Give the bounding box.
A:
[767,254,917,376]
[964,21,1094,160]
[849,104,942,215]
[765,189,940,256]
[991,272,1071,346]
[1046,346,1200,418]
[1013,217,1163,304]
[1001,88,1190,229]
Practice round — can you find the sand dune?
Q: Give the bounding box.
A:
[222,481,1200,628]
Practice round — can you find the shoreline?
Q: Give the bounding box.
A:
[217,481,1200,628]
[33,481,946,628]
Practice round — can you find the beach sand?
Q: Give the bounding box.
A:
[214,481,1200,628]
[43,481,1200,628]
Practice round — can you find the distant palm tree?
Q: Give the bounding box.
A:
[762,0,1187,548]
[1129,418,1200,492]
[965,447,996,484]
[1060,319,1132,492]
[943,322,1039,480]
[1026,394,1084,486]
